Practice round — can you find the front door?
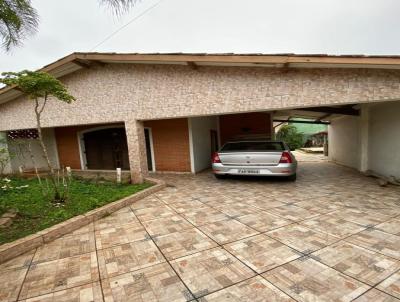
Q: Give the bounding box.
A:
[84,128,130,170]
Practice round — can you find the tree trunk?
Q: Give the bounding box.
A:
[34,97,62,201]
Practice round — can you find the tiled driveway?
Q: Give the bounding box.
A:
[1,160,400,302]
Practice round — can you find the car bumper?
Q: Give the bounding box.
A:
[212,163,297,176]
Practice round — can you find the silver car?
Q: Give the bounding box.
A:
[212,139,297,181]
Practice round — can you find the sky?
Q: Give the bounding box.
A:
[1,0,400,72]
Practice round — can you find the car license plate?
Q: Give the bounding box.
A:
[238,169,260,174]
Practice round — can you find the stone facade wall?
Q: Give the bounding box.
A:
[2,63,400,181]
[1,64,400,131]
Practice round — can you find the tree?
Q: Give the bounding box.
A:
[0,0,38,51]
[276,124,304,151]
[0,70,75,201]
[0,0,138,51]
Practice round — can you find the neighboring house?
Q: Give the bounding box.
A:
[0,53,400,182]
[304,131,328,148]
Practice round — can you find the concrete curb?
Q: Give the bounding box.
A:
[0,177,166,264]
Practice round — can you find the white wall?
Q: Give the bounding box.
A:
[8,128,60,172]
[0,132,12,174]
[189,116,218,173]
[368,102,400,179]
[328,115,361,170]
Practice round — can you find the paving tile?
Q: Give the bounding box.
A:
[300,214,366,239]
[376,218,400,236]
[19,252,99,300]
[246,199,287,211]
[0,267,27,302]
[95,223,148,250]
[328,209,392,227]
[153,228,218,260]
[168,200,208,214]
[102,262,192,302]
[346,229,400,260]
[214,203,258,218]
[353,288,400,302]
[69,222,94,235]
[266,205,320,222]
[236,211,293,232]
[94,208,139,230]
[33,232,95,263]
[200,275,295,301]
[133,205,176,222]
[0,250,34,272]
[267,224,339,254]
[19,282,103,302]
[199,219,259,245]
[142,215,193,237]
[377,271,400,299]
[263,258,370,302]
[130,196,165,210]
[181,208,229,226]
[224,234,300,273]
[2,164,400,302]
[313,241,400,285]
[98,239,165,279]
[170,247,255,298]
[293,198,344,214]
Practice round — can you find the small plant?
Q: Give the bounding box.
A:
[276,125,304,150]
[1,178,29,191]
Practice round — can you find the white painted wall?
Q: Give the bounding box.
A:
[368,101,400,179]
[0,132,12,174]
[8,128,60,172]
[189,116,218,173]
[328,115,361,170]
[329,101,400,179]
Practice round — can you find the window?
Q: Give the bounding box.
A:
[221,141,285,152]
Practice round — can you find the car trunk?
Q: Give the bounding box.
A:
[218,152,283,166]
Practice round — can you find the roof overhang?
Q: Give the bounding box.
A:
[3,52,400,105]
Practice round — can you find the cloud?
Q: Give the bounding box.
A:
[1,0,400,72]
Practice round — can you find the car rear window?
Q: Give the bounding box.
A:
[221,141,285,152]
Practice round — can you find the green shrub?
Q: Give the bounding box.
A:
[276,125,304,150]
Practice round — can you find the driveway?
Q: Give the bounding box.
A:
[1,161,400,302]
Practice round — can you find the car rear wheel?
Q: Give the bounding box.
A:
[214,174,227,179]
[287,173,297,181]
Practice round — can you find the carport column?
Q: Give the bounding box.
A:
[0,132,12,174]
[360,104,369,172]
[125,120,148,183]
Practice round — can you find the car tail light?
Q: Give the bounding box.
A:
[279,151,293,164]
[212,152,221,163]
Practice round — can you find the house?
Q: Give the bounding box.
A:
[1,53,400,182]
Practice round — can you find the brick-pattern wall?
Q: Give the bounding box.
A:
[54,126,87,169]
[144,118,191,172]
[219,112,271,144]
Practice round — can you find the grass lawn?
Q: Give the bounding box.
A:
[0,177,151,244]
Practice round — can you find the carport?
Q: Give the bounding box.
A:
[187,100,400,182]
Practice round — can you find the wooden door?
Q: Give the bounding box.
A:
[84,128,130,170]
